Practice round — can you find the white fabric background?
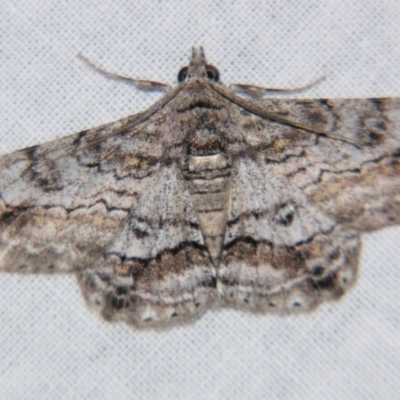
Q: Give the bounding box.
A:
[1,1,400,399]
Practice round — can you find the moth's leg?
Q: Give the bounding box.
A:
[78,53,172,92]
[229,75,325,97]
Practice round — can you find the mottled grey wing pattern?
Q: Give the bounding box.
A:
[79,163,217,326]
[0,118,136,274]
[0,98,201,271]
[256,99,400,231]
[1,47,400,328]
[255,98,400,231]
[217,95,400,313]
[0,89,219,327]
[219,155,359,312]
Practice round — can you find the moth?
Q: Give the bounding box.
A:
[1,47,400,329]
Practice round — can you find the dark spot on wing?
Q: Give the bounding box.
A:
[312,274,335,290]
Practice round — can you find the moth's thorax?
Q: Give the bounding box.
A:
[174,81,226,112]
[180,104,232,266]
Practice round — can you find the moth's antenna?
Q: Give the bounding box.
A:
[230,76,326,97]
[78,53,171,92]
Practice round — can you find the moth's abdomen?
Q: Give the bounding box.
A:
[183,153,231,266]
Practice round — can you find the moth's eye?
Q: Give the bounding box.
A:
[205,65,219,82]
[178,66,188,82]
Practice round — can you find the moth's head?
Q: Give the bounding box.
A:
[178,47,220,83]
